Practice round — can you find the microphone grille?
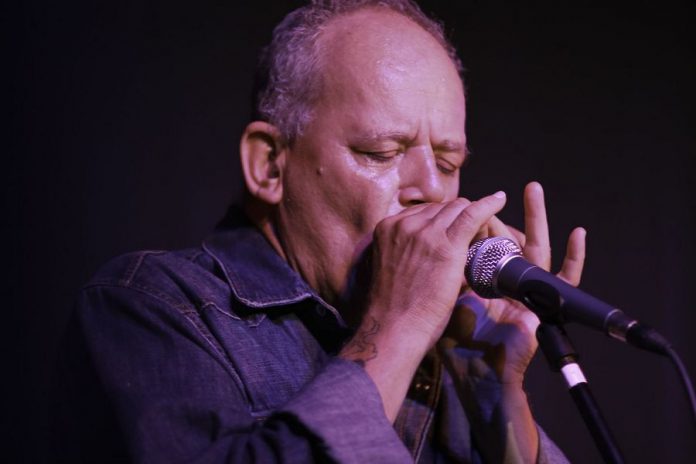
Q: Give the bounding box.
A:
[465,237,522,298]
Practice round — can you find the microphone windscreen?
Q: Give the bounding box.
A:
[465,237,522,298]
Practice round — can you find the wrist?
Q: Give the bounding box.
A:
[339,314,432,422]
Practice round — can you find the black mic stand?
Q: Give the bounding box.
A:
[536,322,625,464]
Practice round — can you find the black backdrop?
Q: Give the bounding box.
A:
[7,1,696,462]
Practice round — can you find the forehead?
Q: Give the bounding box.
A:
[314,8,465,126]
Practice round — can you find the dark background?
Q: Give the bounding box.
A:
[7,1,696,462]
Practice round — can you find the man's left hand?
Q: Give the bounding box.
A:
[440,181,586,385]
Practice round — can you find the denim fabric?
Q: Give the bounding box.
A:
[55,210,568,463]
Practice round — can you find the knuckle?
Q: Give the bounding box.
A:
[374,218,389,235]
[456,207,478,228]
[397,216,422,236]
[453,197,471,208]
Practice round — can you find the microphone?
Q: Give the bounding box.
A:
[464,237,670,355]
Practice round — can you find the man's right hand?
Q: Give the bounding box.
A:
[339,191,507,421]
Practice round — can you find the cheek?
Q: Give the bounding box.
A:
[323,163,402,234]
[445,177,460,201]
[283,146,403,239]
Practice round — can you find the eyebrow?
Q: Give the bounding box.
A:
[351,131,415,146]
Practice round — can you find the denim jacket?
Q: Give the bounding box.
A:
[56,211,568,463]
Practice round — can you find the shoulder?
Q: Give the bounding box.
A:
[80,246,230,316]
[86,247,205,285]
[74,246,245,370]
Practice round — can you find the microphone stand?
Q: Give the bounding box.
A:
[536,322,625,464]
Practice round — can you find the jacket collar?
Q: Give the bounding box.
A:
[201,207,338,316]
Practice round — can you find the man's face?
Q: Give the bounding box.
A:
[276,8,467,306]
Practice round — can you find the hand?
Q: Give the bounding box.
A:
[437,182,586,463]
[340,192,508,421]
[440,181,586,385]
[364,192,511,349]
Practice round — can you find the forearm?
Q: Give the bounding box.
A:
[494,384,539,463]
[458,378,539,463]
[438,338,540,463]
[339,315,431,422]
[466,381,574,464]
[67,285,414,463]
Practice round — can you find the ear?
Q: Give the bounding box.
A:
[239,121,287,205]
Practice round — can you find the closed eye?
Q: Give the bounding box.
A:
[437,159,458,175]
[354,149,401,164]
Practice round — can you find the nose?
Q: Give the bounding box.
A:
[397,146,446,206]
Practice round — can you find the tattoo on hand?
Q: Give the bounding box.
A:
[342,316,380,366]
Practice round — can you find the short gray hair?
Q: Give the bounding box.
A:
[252,0,464,143]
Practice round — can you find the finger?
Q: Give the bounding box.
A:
[508,224,526,249]
[481,217,526,248]
[383,199,470,243]
[394,201,444,219]
[557,227,586,286]
[446,191,507,246]
[427,197,473,231]
[379,201,448,231]
[486,215,520,243]
[523,181,551,270]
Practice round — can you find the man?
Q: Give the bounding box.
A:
[57,0,586,462]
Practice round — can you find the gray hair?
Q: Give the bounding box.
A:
[252,0,464,143]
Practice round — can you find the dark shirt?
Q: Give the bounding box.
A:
[55,211,567,463]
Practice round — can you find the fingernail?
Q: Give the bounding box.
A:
[493,191,506,199]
